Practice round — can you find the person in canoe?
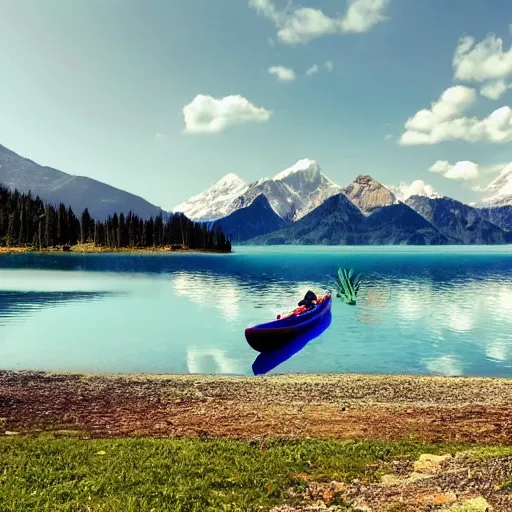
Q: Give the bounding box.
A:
[298,290,318,309]
[277,290,325,319]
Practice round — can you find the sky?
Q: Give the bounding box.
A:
[0,0,511,210]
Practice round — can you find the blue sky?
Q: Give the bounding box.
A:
[0,0,511,209]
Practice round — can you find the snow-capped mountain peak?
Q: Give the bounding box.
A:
[173,173,248,221]
[215,173,246,188]
[481,164,512,206]
[389,180,442,202]
[172,159,341,222]
[274,159,321,181]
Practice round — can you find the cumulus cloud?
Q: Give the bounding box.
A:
[306,64,319,76]
[268,65,296,82]
[399,86,512,145]
[249,0,390,45]
[429,160,480,181]
[182,94,272,134]
[453,34,512,83]
[453,34,512,100]
[480,80,511,100]
[325,60,334,72]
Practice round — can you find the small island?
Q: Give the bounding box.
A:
[0,184,232,254]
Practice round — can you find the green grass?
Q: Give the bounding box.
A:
[0,437,468,512]
[464,446,512,460]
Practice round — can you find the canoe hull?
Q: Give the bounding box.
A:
[245,296,332,352]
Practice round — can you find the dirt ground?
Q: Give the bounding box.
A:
[1,371,511,443]
[1,371,511,511]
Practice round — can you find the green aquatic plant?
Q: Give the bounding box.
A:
[334,268,363,305]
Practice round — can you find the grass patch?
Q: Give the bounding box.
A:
[464,446,512,460]
[0,437,470,512]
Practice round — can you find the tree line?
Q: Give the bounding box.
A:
[0,184,231,252]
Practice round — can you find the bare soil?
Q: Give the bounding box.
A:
[1,371,510,444]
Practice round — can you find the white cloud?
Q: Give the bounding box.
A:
[453,34,512,83]
[480,80,511,100]
[249,0,390,45]
[429,160,479,181]
[384,133,393,140]
[182,94,272,134]
[268,65,296,82]
[340,0,390,33]
[306,64,319,76]
[399,86,512,145]
[306,62,333,76]
[453,34,512,100]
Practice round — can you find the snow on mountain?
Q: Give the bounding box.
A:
[388,180,442,202]
[272,159,342,220]
[173,159,341,222]
[480,164,512,206]
[173,173,248,221]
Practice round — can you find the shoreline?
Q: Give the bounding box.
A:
[1,370,510,442]
[2,371,511,510]
[0,243,232,255]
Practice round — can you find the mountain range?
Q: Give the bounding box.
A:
[176,160,512,246]
[174,159,341,222]
[1,141,511,246]
[0,144,165,221]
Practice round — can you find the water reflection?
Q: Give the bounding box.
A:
[1,249,511,376]
[423,355,463,376]
[186,347,243,374]
[0,290,111,326]
[170,270,329,324]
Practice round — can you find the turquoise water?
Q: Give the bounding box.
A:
[0,246,511,377]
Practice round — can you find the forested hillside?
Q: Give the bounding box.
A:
[0,185,231,252]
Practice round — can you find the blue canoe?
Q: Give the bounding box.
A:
[245,295,332,352]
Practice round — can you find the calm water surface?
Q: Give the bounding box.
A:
[0,246,511,377]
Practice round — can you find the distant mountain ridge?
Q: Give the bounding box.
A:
[2,140,511,246]
[173,159,341,222]
[216,194,289,243]
[247,192,449,246]
[177,163,512,245]
[479,164,512,207]
[405,195,511,244]
[0,144,165,221]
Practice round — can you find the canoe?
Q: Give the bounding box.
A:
[245,295,332,352]
[252,311,332,374]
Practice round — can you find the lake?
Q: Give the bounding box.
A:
[0,246,511,377]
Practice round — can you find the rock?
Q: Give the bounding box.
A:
[4,431,19,436]
[419,491,457,505]
[343,174,396,214]
[446,496,493,511]
[413,453,452,474]
[380,471,434,485]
